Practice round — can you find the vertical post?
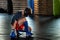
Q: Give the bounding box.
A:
[27,0,34,15]
[53,0,60,16]
[27,0,30,7]
[7,0,13,15]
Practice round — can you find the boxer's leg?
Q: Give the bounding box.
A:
[16,30,19,38]
[24,21,32,36]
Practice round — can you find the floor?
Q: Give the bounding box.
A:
[0,13,60,40]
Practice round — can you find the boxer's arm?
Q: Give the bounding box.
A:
[11,20,17,29]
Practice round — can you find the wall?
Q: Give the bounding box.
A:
[12,0,27,13]
[0,0,7,10]
[34,0,53,16]
[34,0,39,14]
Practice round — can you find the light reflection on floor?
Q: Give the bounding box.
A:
[26,16,36,33]
[0,14,60,40]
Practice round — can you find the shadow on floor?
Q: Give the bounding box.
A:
[11,37,34,40]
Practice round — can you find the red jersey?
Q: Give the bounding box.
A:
[15,22,32,31]
[15,22,24,30]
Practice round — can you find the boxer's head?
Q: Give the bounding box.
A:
[24,7,32,17]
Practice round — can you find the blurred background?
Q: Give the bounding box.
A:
[0,0,60,40]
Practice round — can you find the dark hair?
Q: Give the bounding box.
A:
[11,11,22,25]
[24,8,31,17]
